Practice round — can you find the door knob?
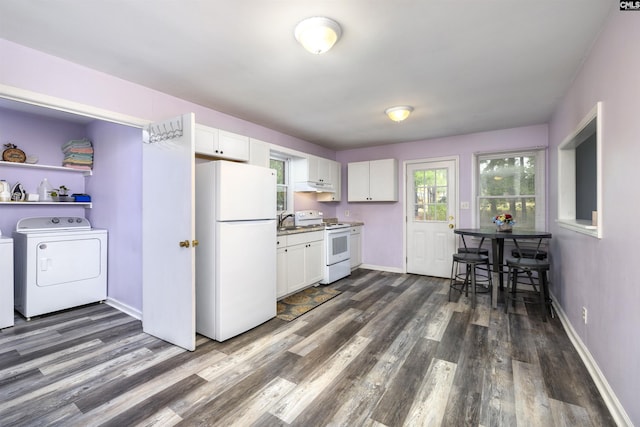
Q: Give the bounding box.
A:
[449,224,454,229]
[179,240,190,248]
[192,240,199,247]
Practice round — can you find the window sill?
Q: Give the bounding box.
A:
[556,219,601,238]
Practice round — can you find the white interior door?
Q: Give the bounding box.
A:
[142,113,196,351]
[406,159,457,277]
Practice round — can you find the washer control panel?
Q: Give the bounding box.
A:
[15,216,92,232]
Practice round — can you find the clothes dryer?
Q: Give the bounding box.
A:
[13,216,107,319]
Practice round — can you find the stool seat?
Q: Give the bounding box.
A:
[458,247,489,255]
[506,257,549,269]
[511,248,547,260]
[453,253,489,263]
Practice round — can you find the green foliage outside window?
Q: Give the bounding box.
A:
[478,155,537,229]
[414,167,448,221]
[270,158,287,212]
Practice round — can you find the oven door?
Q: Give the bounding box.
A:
[325,229,350,265]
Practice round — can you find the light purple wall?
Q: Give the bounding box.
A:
[0,107,87,234]
[548,9,638,424]
[336,125,548,269]
[85,121,143,311]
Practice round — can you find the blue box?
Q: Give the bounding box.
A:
[71,193,91,202]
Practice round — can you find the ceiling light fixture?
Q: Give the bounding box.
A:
[385,106,414,122]
[294,17,342,54]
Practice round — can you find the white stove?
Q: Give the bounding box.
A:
[295,211,351,284]
[324,222,350,230]
[294,211,349,230]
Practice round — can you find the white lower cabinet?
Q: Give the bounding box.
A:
[350,226,362,269]
[277,231,324,298]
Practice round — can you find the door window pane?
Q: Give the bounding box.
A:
[413,168,448,222]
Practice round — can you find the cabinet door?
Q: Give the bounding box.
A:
[347,161,371,201]
[318,160,341,202]
[249,138,270,168]
[305,156,321,182]
[194,125,218,156]
[369,159,398,201]
[350,229,362,268]
[277,247,288,298]
[286,244,306,294]
[218,130,249,161]
[316,157,332,183]
[305,240,324,285]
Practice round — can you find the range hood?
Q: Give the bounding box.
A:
[294,181,335,193]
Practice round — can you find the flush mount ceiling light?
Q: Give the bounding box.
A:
[294,17,342,54]
[385,106,414,122]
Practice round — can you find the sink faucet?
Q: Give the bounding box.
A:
[278,212,294,228]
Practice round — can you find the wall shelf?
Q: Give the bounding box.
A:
[0,161,92,176]
[0,201,92,208]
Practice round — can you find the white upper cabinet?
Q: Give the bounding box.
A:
[195,124,249,161]
[249,138,270,168]
[294,155,333,184]
[348,158,398,202]
[317,160,341,202]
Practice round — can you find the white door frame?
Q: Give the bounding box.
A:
[403,156,459,274]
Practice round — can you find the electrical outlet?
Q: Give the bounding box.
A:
[460,201,470,209]
[582,306,588,324]
[344,210,350,217]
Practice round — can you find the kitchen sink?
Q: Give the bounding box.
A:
[278,226,303,231]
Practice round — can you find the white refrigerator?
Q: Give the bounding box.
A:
[195,160,277,341]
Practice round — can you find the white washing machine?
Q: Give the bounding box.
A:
[13,216,108,319]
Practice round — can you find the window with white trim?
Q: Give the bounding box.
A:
[475,149,546,230]
[270,153,291,213]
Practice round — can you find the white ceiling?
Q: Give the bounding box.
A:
[0,1,612,150]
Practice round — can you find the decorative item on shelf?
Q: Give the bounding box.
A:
[10,182,26,201]
[2,143,26,163]
[51,185,74,202]
[493,213,515,232]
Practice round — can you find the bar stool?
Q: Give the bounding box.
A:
[504,241,551,321]
[449,237,492,308]
[455,247,491,293]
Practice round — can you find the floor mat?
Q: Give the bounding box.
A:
[276,286,342,321]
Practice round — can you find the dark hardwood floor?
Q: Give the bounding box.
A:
[0,269,615,426]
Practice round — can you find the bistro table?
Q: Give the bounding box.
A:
[454,228,552,309]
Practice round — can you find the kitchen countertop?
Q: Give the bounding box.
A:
[277,221,364,236]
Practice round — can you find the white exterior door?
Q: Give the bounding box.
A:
[406,159,457,277]
[142,113,196,351]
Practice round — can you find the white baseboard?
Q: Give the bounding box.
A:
[105,297,142,320]
[550,292,632,427]
[359,264,404,274]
